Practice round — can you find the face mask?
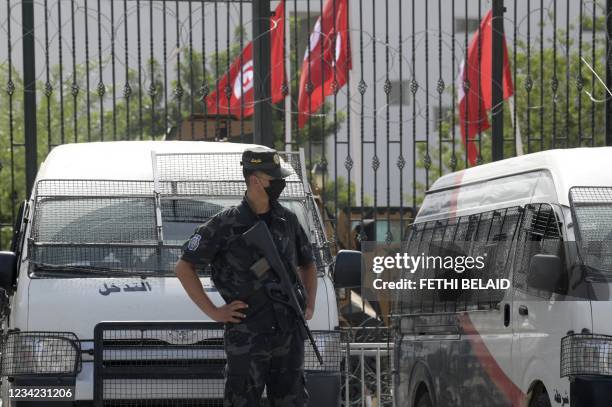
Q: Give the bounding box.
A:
[263,178,286,201]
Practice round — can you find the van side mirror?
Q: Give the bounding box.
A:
[528,254,562,292]
[334,250,363,288]
[0,251,17,291]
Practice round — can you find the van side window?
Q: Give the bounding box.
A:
[469,207,522,307]
[396,206,522,315]
[395,221,435,315]
[513,203,564,294]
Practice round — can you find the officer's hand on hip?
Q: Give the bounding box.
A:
[304,305,314,320]
[210,300,248,323]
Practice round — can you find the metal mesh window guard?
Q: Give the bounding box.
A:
[512,203,563,292]
[26,150,330,277]
[561,333,612,377]
[570,187,612,205]
[0,331,81,376]
[304,196,334,271]
[304,330,343,372]
[28,245,184,275]
[28,180,173,274]
[396,205,523,315]
[32,197,158,244]
[153,152,306,199]
[160,200,225,223]
[34,180,156,197]
[570,187,612,278]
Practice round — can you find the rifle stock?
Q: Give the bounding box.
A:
[243,220,324,365]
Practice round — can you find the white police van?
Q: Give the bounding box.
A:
[0,140,358,406]
[393,148,612,407]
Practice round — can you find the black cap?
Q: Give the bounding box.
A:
[240,146,292,179]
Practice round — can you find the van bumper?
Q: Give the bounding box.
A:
[571,376,612,407]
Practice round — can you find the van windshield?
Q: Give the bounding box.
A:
[569,187,612,280]
[29,197,313,277]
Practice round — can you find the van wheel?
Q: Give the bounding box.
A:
[531,390,551,407]
[416,392,433,407]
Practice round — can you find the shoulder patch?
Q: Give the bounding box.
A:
[187,234,202,251]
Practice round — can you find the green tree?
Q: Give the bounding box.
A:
[0,64,25,247]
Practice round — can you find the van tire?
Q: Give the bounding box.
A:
[531,389,551,407]
[416,392,433,407]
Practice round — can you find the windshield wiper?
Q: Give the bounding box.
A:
[32,263,155,278]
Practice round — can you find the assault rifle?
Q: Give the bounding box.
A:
[243,220,324,365]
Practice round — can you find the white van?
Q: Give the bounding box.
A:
[0,140,354,406]
[393,147,612,407]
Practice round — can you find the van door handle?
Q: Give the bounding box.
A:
[518,305,529,316]
[503,303,510,327]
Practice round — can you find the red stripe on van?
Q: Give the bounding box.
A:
[458,313,525,407]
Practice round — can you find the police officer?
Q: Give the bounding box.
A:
[175,146,317,407]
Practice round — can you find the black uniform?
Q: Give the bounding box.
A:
[180,147,315,407]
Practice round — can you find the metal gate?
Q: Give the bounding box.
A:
[2,0,612,252]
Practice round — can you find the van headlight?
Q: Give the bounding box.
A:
[304,330,342,372]
[561,334,612,377]
[0,332,81,376]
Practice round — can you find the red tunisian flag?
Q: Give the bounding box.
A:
[297,0,351,128]
[206,0,285,117]
[457,9,514,165]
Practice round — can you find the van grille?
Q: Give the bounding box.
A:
[94,322,227,406]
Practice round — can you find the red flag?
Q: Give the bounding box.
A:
[297,0,351,129]
[457,9,513,165]
[206,0,285,117]
[326,0,351,95]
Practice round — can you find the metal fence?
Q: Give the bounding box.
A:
[2,0,612,343]
[2,0,612,252]
[341,340,394,407]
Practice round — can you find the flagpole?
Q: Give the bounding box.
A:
[284,0,292,152]
[491,0,505,161]
[253,0,273,147]
[507,95,524,156]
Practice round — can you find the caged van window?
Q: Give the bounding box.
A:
[393,206,522,315]
[28,196,316,277]
[512,203,563,293]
